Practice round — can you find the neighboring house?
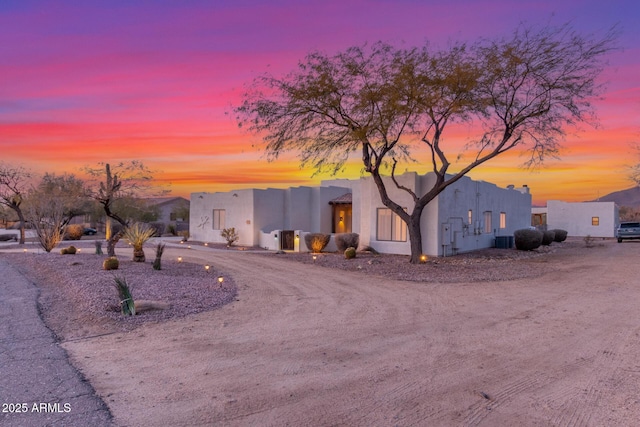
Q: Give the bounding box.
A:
[532,200,619,238]
[145,197,190,223]
[190,172,532,256]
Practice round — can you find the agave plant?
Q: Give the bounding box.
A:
[123,222,155,262]
[114,276,135,316]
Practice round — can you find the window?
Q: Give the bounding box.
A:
[170,212,177,221]
[468,209,473,225]
[484,211,492,233]
[592,216,600,226]
[212,209,226,230]
[500,212,506,229]
[376,208,407,241]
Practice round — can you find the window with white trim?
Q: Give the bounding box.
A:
[376,208,407,242]
[484,211,492,233]
[212,209,226,230]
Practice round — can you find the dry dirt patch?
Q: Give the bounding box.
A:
[5,238,640,426]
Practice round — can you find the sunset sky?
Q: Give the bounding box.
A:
[1,0,638,205]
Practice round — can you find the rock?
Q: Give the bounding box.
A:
[134,300,170,313]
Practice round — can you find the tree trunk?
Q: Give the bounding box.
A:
[132,246,145,262]
[407,214,423,264]
[17,212,26,245]
[107,230,123,257]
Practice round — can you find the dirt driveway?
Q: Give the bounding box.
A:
[62,241,640,426]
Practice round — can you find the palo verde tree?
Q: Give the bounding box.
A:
[84,161,166,256]
[236,24,617,263]
[0,163,32,244]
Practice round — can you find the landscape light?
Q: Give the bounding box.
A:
[178,256,183,263]
[217,276,224,285]
[312,254,317,263]
[204,264,210,272]
[420,254,428,264]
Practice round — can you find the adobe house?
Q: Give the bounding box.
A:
[532,200,619,238]
[190,171,532,256]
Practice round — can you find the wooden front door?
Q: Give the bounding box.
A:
[281,230,295,250]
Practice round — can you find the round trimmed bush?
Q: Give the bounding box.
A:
[60,245,77,255]
[344,247,357,259]
[551,229,568,242]
[514,229,543,251]
[304,233,330,253]
[335,233,360,252]
[541,230,556,246]
[65,224,84,240]
[103,256,119,270]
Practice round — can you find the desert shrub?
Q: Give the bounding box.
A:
[166,224,177,235]
[344,247,357,259]
[221,227,239,246]
[514,229,543,251]
[65,224,84,240]
[114,276,135,316]
[304,233,330,253]
[335,233,360,252]
[541,230,556,246]
[103,256,119,270]
[584,234,594,248]
[60,245,77,255]
[551,229,568,242]
[179,230,190,242]
[148,222,164,237]
[153,243,165,270]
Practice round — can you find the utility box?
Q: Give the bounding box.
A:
[495,236,514,249]
[441,223,452,245]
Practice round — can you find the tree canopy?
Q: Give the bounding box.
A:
[236,23,618,263]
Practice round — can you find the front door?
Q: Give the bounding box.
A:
[332,205,352,233]
[281,230,295,250]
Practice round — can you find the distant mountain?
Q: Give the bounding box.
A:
[592,186,640,207]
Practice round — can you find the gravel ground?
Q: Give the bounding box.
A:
[2,245,237,340]
[257,240,568,283]
[0,237,583,340]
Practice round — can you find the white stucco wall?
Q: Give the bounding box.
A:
[435,177,531,256]
[355,172,531,256]
[190,189,257,245]
[545,200,619,238]
[190,184,352,248]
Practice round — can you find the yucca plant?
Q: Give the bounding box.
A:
[123,222,155,262]
[153,243,165,270]
[114,276,135,316]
